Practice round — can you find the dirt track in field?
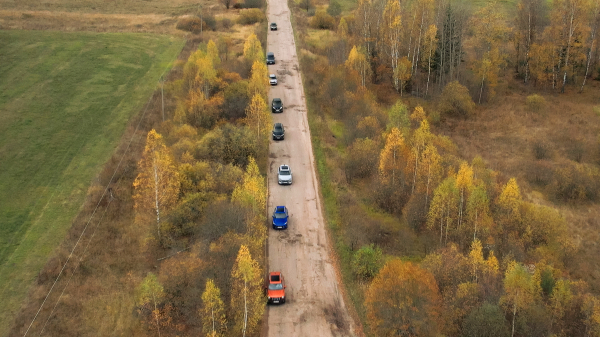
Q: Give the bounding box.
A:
[264,0,357,336]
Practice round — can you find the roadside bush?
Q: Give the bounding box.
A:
[352,244,383,281]
[310,11,336,30]
[237,8,265,25]
[526,94,546,112]
[438,81,475,118]
[222,80,250,120]
[196,124,258,167]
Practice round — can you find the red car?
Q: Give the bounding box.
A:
[267,272,286,304]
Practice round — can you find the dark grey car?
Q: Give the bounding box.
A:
[266,52,275,65]
[272,98,283,113]
[272,123,285,140]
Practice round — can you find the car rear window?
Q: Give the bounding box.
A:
[271,275,280,282]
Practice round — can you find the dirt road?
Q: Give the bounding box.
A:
[265,1,357,336]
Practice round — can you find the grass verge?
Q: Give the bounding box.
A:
[0,30,184,334]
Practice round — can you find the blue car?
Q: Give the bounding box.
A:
[272,206,288,229]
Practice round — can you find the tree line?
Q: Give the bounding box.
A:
[293,0,600,335]
[131,34,272,336]
[324,0,600,100]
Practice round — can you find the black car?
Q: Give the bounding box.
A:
[270,22,277,31]
[272,123,285,140]
[266,52,275,65]
[272,98,283,113]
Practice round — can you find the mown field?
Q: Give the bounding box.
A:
[0,30,184,334]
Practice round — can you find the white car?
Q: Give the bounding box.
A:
[269,74,278,85]
[278,165,292,185]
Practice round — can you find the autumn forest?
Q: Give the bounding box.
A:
[6,0,600,336]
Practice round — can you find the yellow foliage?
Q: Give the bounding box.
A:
[230,245,264,336]
[378,127,409,185]
[201,279,227,337]
[248,61,269,102]
[243,33,264,65]
[133,130,179,244]
[244,94,271,145]
[231,157,267,218]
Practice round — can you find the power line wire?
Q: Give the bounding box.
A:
[23,64,173,336]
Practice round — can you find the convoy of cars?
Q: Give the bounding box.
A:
[268,21,291,305]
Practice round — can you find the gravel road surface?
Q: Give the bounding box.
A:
[265,1,358,336]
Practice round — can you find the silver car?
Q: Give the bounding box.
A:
[269,74,278,85]
[278,165,292,185]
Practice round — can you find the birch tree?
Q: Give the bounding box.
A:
[421,24,438,96]
[427,176,459,246]
[500,261,539,337]
[345,45,371,87]
[379,127,409,186]
[466,183,491,241]
[546,0,590,92]
[380,0,403,91]
[581,1,600,91]
[201,279,227,337]
[231,245,264,337]
[243,94,271,146]
[456,162,473,231]
[231,156,266,218]
[243,33,264,65]
[515,0,547,83]
[471,1,509,102]
[247,61,269,102]
[136,273,166,336]
[133,130,179,244]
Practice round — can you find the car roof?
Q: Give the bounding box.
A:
[274,122,283,127]
[267,52,274,56]
[273,98,281,102]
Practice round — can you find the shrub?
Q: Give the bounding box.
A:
[220,18,233,30]
[244,0,264,9]
[524,160,553,186]
[237,8,265,25]
[327,0,342,17]
[310,10,336,30]
[176,17,203,33]
[549,162,600,202]
[532,140,551,160]
[344,138,379,182]
[203,13,217,31]
[352,244,383,280]
[438,81,475,118]
[526,94,546,112]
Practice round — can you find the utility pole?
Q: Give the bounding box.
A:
[161,77,165,122]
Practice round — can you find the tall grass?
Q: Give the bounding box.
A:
[0,30,184,334]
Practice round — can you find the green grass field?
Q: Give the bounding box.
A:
[0,30,184,333]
